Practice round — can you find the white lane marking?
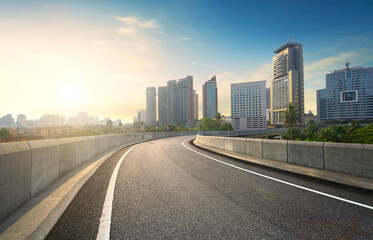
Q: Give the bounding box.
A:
[182,138,373,210]
[96,144,140,240]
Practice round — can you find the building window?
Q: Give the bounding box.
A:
[345,69,352,79]
[341,90,358,102]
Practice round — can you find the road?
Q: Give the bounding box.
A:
[47,136,373,239]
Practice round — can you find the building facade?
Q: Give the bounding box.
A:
[270,42,304,124]
[231,81,267,130]
[158,86,168,127]
[202,75,218,118]
[137,109,146,123]
[146,87,157,126]
[16,114,26,127]
[317,63,373,122]
[167,80,177,124]
[176,76,194,127]
[193,90,199,120]
[266,87,271,122]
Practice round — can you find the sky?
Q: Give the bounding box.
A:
[0,0,372,123]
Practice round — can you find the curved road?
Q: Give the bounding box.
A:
[48,136,373,239]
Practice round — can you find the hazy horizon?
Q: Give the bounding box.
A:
[1,0,372,123]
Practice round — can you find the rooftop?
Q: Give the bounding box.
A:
[274,42,301,54]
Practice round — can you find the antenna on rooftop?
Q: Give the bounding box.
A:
[345,59,349,69]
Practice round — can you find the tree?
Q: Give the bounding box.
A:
[304,122,319,140]
[106,119,113,129]
[215,112,224,129]
[283,102,299,140]
[347,120,360,135]
[0,127,13,138]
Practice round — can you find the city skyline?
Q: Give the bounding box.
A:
[1,0,372,122]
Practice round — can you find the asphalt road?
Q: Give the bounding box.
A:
[48,136,373,239]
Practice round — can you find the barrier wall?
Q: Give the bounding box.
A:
[324,142,373,179]
[196,135,372,180]
[0,132,191,223]
[0,142,31,222]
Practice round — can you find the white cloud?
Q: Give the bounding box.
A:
[117,27,135,35]
[115,16,160,35]
[305,51,358,79]
[182,37,191,40]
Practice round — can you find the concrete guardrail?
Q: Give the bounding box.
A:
[0,131,194,223]
[195,135,373,180]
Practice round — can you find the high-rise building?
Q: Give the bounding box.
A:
[266,88,271,122]
[78,112,88,126]
[177,76,194,127]
[158,86,168,127]
[137,109,146,123]
[16,114,27,126]
[167,80,177,124]
[193,90,199,120]
[317,63,373,122]
[270,42,304,124]
[0,114,14,127]
[202,75,218,118]
[231,81,267,130]
[146,87,157,126]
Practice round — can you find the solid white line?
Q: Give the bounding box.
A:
[182,138,373,210]
[96,144,140,240]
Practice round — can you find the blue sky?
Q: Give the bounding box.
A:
[0,0,372,122]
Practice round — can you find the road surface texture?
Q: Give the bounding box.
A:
[48,136,373,239]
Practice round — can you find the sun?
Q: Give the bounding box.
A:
[58,82,81,107]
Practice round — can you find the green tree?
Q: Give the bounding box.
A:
[283,102,299,140]
[106,119,113,128]
[347,120,360,135]
[201,118,216,131]
[215,112,224,129]
[304,122,319,140]
[0,127,13,138]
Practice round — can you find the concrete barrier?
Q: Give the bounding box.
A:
[224,137,234,152]
[75,137,90,167]
[262,139,288,162]
[0,132,183,223]
[233,138,246,155]
[29,139,60,198]
[107,134,122,148]
[245,138,263,158]
[57,138,77,178]
[0,142,31,222]
[212,136,225,149]
[94,135,108,154]
[86,136,96,161]
[288,141,324,169]
[324,142,373,179]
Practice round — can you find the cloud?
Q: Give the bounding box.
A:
[305,51,358,79]
[182,37,191,40]
[117,27,135,35]
[115,16,160,35]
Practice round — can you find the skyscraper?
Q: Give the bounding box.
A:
[202,75,218,118]
[177,76,194,127]
[137,109,146,123]
[16,114,27,126]
[231,81,267,130]
[270,41,304,124]
[193,90,199,120]
[158,86,168,127]
[317,63,373,122]
[167,80,177,124]
[146,87,156,126]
